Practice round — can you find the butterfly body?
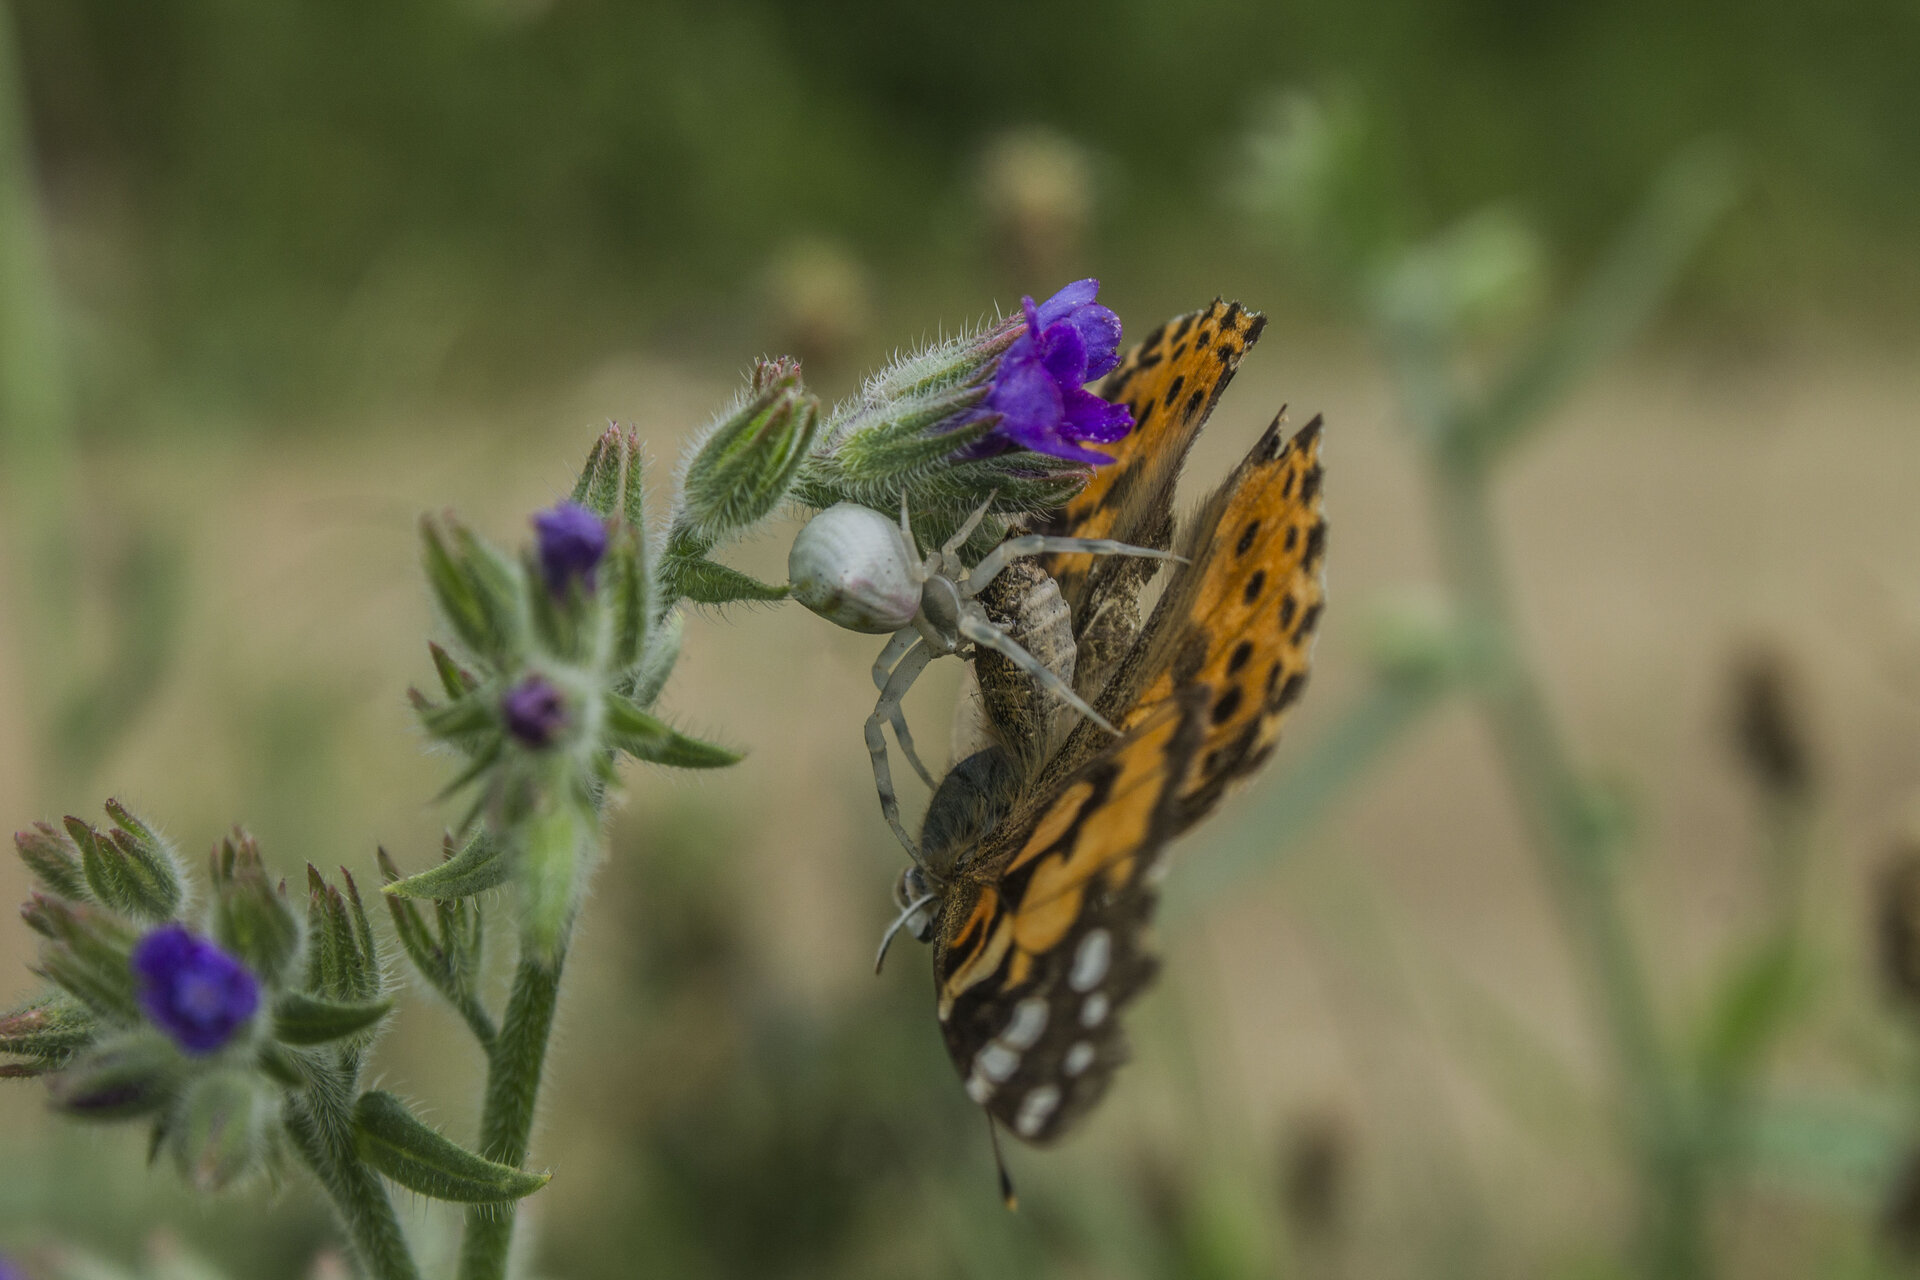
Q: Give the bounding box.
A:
[894,298,1329,1147]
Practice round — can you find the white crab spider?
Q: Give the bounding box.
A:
[788,495,1178,859]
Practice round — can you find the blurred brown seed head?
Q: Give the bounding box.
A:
[765,238,872,374]
[1279,1108,1351,1243]
[1729,647,1815,800]
[977,126,1095,286]
[1877,844,1920,1012]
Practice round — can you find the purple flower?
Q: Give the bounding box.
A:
[130,925,259,1055]
[502,675,570,748]
[533,503,608,595]
[981,278,1134,464]
[0,1258,25,1280]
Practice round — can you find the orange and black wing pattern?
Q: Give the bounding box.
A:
[930,694,1202,1144]
[1113,411,1327,831]
[1039,300,1267,621]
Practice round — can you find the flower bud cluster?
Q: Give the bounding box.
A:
[4,810,396,1192]
[791,279,1130,553]
[409,426,739,958]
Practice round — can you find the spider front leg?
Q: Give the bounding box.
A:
[957,609,1117,735]
[866,636,938,858]
[961,535,1182,597]
[871,628,937,789]
[940,494,998,560]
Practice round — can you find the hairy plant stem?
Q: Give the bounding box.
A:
[1429,449,1705,1280]
[288,1102,424,1280]
[458,941,569,1280]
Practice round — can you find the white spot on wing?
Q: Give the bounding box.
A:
[978,1043,1020,1083]
[1014,1085,1062,1138]
[966,1071,995,1104]
[1003,997,1049,1050]
[1070,929,1111,992]
[1080,992,1110,1027]
[1064,1041,1096,1076]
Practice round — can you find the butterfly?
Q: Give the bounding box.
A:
[888,299,1327,1149]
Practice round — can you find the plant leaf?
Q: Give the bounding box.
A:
[353,1090,551,1203]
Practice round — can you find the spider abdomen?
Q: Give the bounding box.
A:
[788,502,922,634]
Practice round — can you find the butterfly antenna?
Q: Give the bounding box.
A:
[987,1115,1018,1211]
[873,893,938,975]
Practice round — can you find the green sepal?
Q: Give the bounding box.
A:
[421,517,495,659]
[26,895,140,1021]
[67,812,182,923]
[608,536,651,671]
[666,557,789,607]
[621,428,647,531]
[272,991,394,1046]
[416,687,500,745]
[833,386,993,483]
[14,822,89,901]
[428,642,480,698]
[434,737,507,805]
[604,695,740,769]
[47,1032,181,1120]
[422,517,524,666]
[171,1069,270,1191]
[304,867,382,1004]
[353,1090,552,1203]
[382,832,510,901]
[209,829,303,984]
[572,425,625,516]
[0,993,97,1065]
[672,374,822,553]
[378,847,490,1044]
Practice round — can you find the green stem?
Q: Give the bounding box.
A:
[458,944,568,1280]
[287,1103,424,1280]
[1429,453,1703,1278]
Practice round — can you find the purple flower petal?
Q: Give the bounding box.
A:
[1037,321,1090,386]
[985,351,1065,445]
[1062,387,1135,444]
[532,503,608,595]
[131,925,259,1056]
[1034,279,1101,326]
[502,675,570,748]
[975,278,1136,466]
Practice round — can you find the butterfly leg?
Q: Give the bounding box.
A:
[872,629,937,789]
[959,610,1117,735]
[867,637,938,859]
[962,536,1182,597]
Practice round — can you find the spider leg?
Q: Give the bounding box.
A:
[941,492,999,559]
[961,535,1183,596]
[872,629,937,790]
[867,638,938,859]
[959,610,1117,735]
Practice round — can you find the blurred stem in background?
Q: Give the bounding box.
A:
[1201,87,1779,1276]
[0,0,181,799]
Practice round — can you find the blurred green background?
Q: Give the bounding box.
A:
[5,1,1920,1277]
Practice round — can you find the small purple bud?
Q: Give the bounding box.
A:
[533,502,609,595]
[130,925,260,1056]
[502,675,570,749]
[0,1258,26,1280]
